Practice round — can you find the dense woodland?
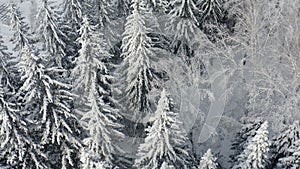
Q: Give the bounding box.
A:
[0,0,299,168]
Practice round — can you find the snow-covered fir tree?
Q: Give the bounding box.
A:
[277,139,300,169]
[118,0,157,119]
[0,34,13,92]
[9,3,30,52]
[88,0,117,48]
[18,44,81,169]
[60,0,83,68]
[134,89,189,169]
[72,16,123,168]
[89,0,112,28]
[230,118,264,166]
[198,149,218,169]
[270,120,300,167]
[197,0,223,25]
[9,3,32,86]
[36,0,67,67]
[0,41,46,169]
[0,83,47,169]
[166,0,199,64]
[196,0,224,41]
[0,41,46,168]
[71,15,111,100]
[232,121,270,169]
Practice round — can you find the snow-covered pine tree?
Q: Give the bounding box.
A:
[230,118,264,166]
[270,121,300,167]
[196,0,224,41]
[36,0,67,67]
[9,3,30,52]
[232,121,270,169]
[0,41,46,168]
[197,0,223,25]
[60,0,83,69]
[0,34,13,92]
[9,3,32,88]
[18,45,81,169]
[134,89,189,169]
[118,0,156,119]
[88,0,111,28]
[88,0,117,48]
[61,0,82,27]
[198,149,218,169]
[166,0,199,64]
[277,139,300,169]
[0,83,47,169]
[72,16,123,168]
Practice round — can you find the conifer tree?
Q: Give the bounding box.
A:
[72,16,123,168]
[198,149,218,169]
[18,45,81,169]
[60,0,83,68]
[89,0,116,48]
[232,121,270,169]
[277,139,300,169]
[9,3,30,52]
[166,0,199,64]
[36,0,67,67]
[270,121,300,167]
[197,0,223,25]
[119,0,156,119]
[9,3,32,87]
[196,0,224,41]
[134,89,189,169]
[230,118,264,166]
[0,35,13,92]
[0,83,47,169]
[0,41,46,168]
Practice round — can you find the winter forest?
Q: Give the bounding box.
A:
[0,0,299,168]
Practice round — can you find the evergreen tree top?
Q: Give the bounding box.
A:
[198,149,218,169]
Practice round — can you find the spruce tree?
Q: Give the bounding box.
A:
[118,0,156,120]
[0,41,46,168]
[277,139,300,169]
[134,89,189,169]
[230,118,264,166]
[270,121,300,167]
[36,0,67,67]
[72,16,123,168]
[198,149,218,169]
[9,3,32,87]
[60,0,83,69]
[197,0,223,24]
[0,83,47,169]
[232,121,270,169]
[9,3,30,52]
[196,0,224,41]
[0,34,13,92]
[18,45,81,169]
[166,0,199,64]
[88,0,116,48]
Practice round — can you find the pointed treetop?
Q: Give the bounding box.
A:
[198,149,218,169]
